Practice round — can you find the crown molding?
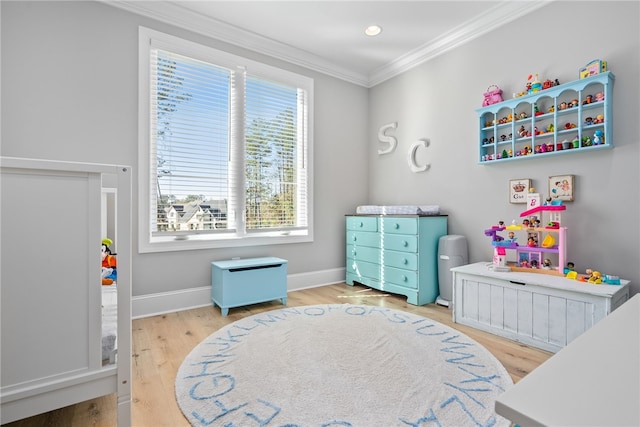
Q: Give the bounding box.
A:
[368,1,553,87]
[102,0,551,88]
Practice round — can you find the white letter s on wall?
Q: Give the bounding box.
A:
[377,122,398,155]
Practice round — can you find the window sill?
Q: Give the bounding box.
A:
[138,230,312,253]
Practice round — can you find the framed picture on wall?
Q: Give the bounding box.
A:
[549,175,574,202]
[509,178,531,204]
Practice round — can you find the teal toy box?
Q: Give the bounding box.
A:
[211,257,287,316]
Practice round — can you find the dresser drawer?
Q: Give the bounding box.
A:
[382,217,418,234]
[347,230,381,248]
[347,259,380,281]
[384,266,418,289]
[348,244,381,263]
[383,250,418,270]
[383,234,418,252]
[346,216,378,231]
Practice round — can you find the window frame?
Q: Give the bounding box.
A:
[138,27,314,253]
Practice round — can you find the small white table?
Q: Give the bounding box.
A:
[495,293,640,426]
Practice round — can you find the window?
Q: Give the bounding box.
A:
[139,28,313,252]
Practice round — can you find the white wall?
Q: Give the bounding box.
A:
[368,1,640,294]
[1,1,369,297]
[2,1,638,302]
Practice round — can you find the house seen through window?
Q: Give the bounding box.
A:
[139,28,313,252]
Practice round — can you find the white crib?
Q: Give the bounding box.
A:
[0,157,132,426]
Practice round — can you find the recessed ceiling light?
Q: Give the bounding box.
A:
[365,25,382,37]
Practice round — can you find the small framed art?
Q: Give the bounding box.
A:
[509,178,531,204]
[549,175,574,202]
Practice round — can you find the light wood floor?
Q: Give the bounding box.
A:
[4,283,552,427]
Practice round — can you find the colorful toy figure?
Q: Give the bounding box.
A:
[564,262,576,274]
[593,129,605,145]
[527,74,542,93]
[588,271,603,284]
[518,125,527,137]
[583,94,593,104]
[101,238,117,285]
[595,92,605,102]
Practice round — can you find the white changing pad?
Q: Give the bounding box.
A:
[102,284,117,363]
[356,205,440,215]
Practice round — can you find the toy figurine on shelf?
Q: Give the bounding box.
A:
[588,271,603,284]
[527,74,542,94]
[518,125,527,137]
[593,129,605,145]
[564,262,576,274]
[543,259,552,269]
[534,104,543,116]
[583,94,593,104]
[595,92,605,102]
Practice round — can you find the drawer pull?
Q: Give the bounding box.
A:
[359,221,364,228]
[394,223,400,229]
[352,235,357,241]
[402,275,408,282]
[403,258,408,265]
[510,280,526,286]
[402,240,408,247]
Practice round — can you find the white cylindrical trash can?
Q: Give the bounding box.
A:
[437,235,468,307]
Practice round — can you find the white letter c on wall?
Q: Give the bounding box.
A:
[409,138,430,173]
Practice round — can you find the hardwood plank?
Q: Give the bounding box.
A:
[3,283,552,427]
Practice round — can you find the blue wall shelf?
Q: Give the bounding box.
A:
[477,72,614,164]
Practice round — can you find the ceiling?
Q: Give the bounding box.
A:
[109,0,550,87]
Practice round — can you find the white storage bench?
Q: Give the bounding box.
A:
[211,257,288,316]
[452,262,630,352]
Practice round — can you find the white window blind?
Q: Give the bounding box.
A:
[151,49,231,234]
[244,75,307,232]
[139,27,313,251]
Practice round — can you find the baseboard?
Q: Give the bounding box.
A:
[132,267,346,319]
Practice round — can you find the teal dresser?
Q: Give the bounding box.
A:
[345,215,447,305]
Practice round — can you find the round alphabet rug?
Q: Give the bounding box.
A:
[175,304,513,426]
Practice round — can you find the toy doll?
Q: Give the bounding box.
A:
[101,238,117,285]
